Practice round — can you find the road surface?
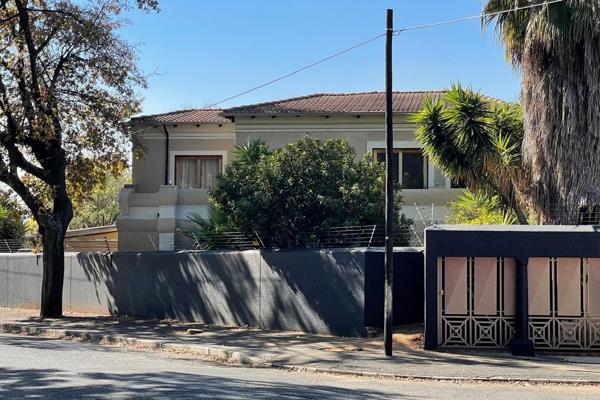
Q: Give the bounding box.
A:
[0,333,596,399]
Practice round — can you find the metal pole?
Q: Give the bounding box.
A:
[384,8,394,357]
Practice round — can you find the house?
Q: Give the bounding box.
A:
[117,91,464,251]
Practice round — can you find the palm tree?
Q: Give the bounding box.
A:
[413,84,529,224]
[232,139,271,166]
[483,0,600,224]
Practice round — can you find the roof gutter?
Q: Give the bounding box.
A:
[163,125,170,185]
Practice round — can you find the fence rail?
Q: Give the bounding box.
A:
[0,238,26,253]
[0,236,117,253]
[182,224,419,251]
[2,224,423,253]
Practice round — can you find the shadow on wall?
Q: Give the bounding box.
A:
[363,250,425,328]
[76,249,369,336]
[259,249,365,335]
[77,252,261,328]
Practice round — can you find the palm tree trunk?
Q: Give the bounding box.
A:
[521,40,600,224]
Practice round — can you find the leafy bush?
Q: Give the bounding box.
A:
[69,170,131,229]
[447,191,516,225]
[186,137,412,248]
[0,190,29,240]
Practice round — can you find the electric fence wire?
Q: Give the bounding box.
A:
[394,0,564,34]
[200,1,564,109]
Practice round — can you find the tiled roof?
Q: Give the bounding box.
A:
[130,108,231,125]
[223,91,445,115]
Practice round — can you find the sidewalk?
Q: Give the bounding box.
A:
[2,308,600,384]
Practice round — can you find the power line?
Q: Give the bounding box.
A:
[394,0,564,34]
[201,0,564,110]
[202,32,386,109]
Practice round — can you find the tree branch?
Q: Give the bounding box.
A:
[0,72,52,183]
[14,0,44,111]
[0,157,43,216]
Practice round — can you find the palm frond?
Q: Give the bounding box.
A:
[232,139,271,166]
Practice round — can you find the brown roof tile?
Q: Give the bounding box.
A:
[223,91,445,115]
[130,108,230,125]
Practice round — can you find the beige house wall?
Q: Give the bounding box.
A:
[120,123,234,251]
[132,123,235,193]
[233,114,415,154]
[119,113,462,251]
[233,113,459,207]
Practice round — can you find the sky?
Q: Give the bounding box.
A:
[119,0,522,115]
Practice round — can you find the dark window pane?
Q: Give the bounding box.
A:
[402,152,424,189]
[374,150,399,183]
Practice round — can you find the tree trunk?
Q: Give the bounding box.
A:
[40,220,66,318]
[521,38,600,224]
[39,196,73,318]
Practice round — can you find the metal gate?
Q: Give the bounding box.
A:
[438,257,516,348]
[528,258,600,350]
[438,257,600,350]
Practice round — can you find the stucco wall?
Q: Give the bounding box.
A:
[1,248,424,336]
[132,123,234,193]
[233,114,415,154]
[233,114,454,193]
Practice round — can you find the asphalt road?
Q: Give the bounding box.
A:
[0,333,597,400]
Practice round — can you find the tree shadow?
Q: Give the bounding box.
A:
[77,251,261,329]
[0,366,410,399]
[76,249,377,336]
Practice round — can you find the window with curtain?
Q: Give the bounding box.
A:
[175,155,222,189]
[373,148,427,189]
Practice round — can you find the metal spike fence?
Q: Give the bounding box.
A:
[181,224,420,251]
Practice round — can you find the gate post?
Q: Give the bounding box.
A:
[512,257,535,356]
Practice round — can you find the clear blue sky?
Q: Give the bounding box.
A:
[120,0,521,115]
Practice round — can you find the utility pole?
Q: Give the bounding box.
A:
[384,8,394,357]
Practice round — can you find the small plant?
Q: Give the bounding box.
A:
[447,191,516,225]
[184,205,240,250]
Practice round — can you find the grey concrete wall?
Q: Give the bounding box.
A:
[2,248,423,336]
[1,249,371,336]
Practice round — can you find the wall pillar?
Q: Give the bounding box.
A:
[511,257,535,356]
[423,233,438,350]
[117,185,135,216]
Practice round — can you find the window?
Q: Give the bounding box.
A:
[373,148,427,189]
[175,155,222,189]
[374,149,400,183]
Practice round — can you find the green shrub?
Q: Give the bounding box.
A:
[186,137,412,248]
[447,191,516,225]
[0,191,29,240]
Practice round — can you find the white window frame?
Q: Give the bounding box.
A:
[168,150,228,187]
[367,141,451,189]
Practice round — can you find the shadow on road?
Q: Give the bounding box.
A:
[0,366,406,400]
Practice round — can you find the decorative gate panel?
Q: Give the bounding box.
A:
[439,257,515,348]
[528,258,600,350]
[438,256,600,349]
